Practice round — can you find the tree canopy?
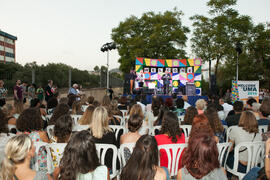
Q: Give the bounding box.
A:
[111,8,190,73]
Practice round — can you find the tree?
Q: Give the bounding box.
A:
[112,8,190,73]
[94,65,100,72]
[190,0,253,84]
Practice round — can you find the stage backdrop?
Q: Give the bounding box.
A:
[135,57,202,95]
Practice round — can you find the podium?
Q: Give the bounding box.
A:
[186,83,196,96]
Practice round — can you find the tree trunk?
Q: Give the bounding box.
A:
[215,58,220,77]
[209,59,211,89]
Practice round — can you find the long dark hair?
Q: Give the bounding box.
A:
[120,135,159,180]
[49,103,70,125]
[59,130,100,180]
[54,115,73,143]
[160,111,182,142]
[205,106,224,134]
[182,106,198,125]
[16,108,43,132]
[181,133,220,179]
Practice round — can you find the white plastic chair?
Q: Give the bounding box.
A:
[33,142,48,171]
[258,125,268,134]
[226,141,265,180]
[47,108,54,115]
[45,143,67,173]
[72,124,89,131]
[138,125,150,135]
[109,125,125,141]
[178,115,184,122]
[8,124,17,132]
[180,125,192,138]
[71,115,82,125]
[223,125,228,132]
[158,143,187,177]
[46,125,55,139]
[113,115,125,126]
[120,110,128,117]
[45,114,52,122]
[226,126,235,142]
[81,105,88,112]
[95,143,119,179]
[150,125,161,136]
[119,143,136,168]
[217,142,232,168]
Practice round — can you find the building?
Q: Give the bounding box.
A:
[0,30,17,63]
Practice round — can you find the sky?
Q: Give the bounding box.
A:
[0,0,269,71]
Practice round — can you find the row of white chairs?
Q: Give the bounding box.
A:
[33,141,235,179]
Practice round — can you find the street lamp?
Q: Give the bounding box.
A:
[235,42,242,82]
[100,42,116,89]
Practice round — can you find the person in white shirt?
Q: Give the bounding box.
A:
[219,98,233,119]
[182,95,191,109]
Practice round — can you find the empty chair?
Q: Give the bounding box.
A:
[226,141,265,179]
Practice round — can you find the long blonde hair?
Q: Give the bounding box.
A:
[78,105,95,125]
[90,106,112,138]
[129,104,144,119]
[0,134,32,180]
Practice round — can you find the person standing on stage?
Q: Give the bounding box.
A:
[137,70,145,89]
[162,70,171,94]
[130,70,137,94]
[45,80,54,103]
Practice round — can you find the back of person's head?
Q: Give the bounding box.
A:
[1,134,32,180]
[252,103,261,113]
[16,108,43,132]
[119,96,127,105]
[181,133,219,179]
[129,104,144,118]
[176,98,184,109]
[87,96,95,104]
[59,130,100,180]
[260,97,270,117]
[54,115,73,143]
[67,94,77,108]
[92,100,100,107]
[205,106,224,134]
[183,106,198,125]
[47,96,58,109]
[164,97,173,109]
[128,114,143,132]
[151,98,161,116]
[233,101,244,112]
[111,100,118,109]
[239,111,258,133]
[0,109,8,134]
[79,105,95,125]
[246,98,257,107]
[160,111,182,142]
[59,97,68,104]
[71,101,82,114]
[49,103,70,125]
[30,98,40,108]
[195,99,207,110]
[90,106,111,138]
[120,135,158,180]
[102,95,111,107]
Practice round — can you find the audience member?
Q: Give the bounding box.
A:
[219,98,233,119]
[16,108,49,171]
[164,97,175,111]
[225,101,243,127]
[87,96,95,105]
[71,101,83,115]
[78,105,95,125]
[205,106,225,143]
[45,80,54,103]
[58,97,68,104]
[13,80,23,114]
[3,104,16,125]
[51,115,73,143]
[257,98,270,125]
[174,98,185,116]
[0,134,52,180]
[48,103,70,125]
[58,130,109,180]
[182,95,191,109]
[195,99,206,114]
[120,135,169,180]
[47,96,58,112]
[155,111,185,170]
[145,97,161,126]
[67,94,77,108]
[118,96,128,110]
[251,102,261,119]
[182,106,198,125]
[153,106,169,126]
[178,134,227,180]
[0,109,15,164]
[246,98,257,111]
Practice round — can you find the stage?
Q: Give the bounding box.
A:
[125,94,208,107]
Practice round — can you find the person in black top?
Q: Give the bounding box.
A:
[225,101,243,127]
[129,70,137,94]
[45,80,54,102]
[107,86,114,100]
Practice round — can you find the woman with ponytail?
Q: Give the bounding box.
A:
[0,134,52,180]
[120,135,169,180]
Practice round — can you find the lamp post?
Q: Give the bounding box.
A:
[235,42,242,82]
[101,42,116,89]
